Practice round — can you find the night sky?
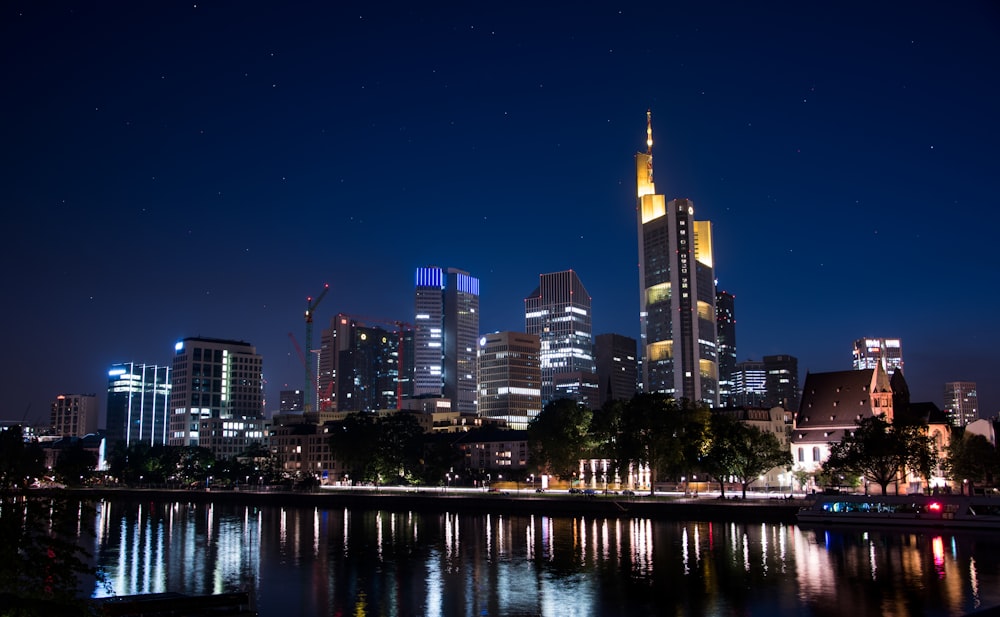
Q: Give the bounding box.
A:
[3,2,998,426]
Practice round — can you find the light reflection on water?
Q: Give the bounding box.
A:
[77,498,1000,616]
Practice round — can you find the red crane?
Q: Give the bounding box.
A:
[303,284,330,411]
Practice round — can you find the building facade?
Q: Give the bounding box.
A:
[414,266,480,414]
[477,331,542,430]
[106,363,172,446]
[635,112,719,406]
[944,381,978,427]
[732,360,766,407]
[50,394,98,438]
[852,337,903,375]
[168,337,264,449]
[524,270,596,405]
[763,354,800,411]
[594,333,638,406]
[716,290,737,407]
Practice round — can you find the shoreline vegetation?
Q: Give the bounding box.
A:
[24,486,805,524]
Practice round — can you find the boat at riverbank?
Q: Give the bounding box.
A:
[797,493,1000,529]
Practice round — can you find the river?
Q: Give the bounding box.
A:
[70,497,1000,616]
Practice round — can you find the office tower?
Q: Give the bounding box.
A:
[944,381,978,427]
[852,337,903,375]
[50,394,98,437]
[279,390,304,413]
[106,363,171,446]
[595,333,638,406]
[477,331,542,430]
[524,270,596,405]
[732,360,766,407]
[716,290,737,407]
[336,321,400,412]
[414,266,480,414]
[635,111,719,406]
[763,354,799,410]
[168,337,263,447]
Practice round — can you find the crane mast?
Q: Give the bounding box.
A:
[304,283,330,411]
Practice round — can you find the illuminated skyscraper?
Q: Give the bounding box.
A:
[524,270,596,405]
[732,360,766,407]
[716,290,737,407]
[763,354,799,410]
[106,363,171,446]
[414,266,480,414]
[944,381,978,427]
[168,337,263,447]
[635,111,719,406]
[477,331,541,430]
[852,337,903,375]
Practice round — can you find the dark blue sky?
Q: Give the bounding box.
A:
[3,2,998,425]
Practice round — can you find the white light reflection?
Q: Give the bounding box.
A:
[778,523,787,573]
[579,517,586,565]
[869,540,877,580]
[342,507,349,556]
[279,508,286,546]
[743,532,750,572]
[497,515,505,558]
[760,524,768,574]
[694,525,701,565]
[486,514,492,559]
[425,548,442,615]
[600,519,610,561]
[376,511,383,561]
[314,508,319,555]
[682,527,689,575]
[526,516,535,561]
[970,557,980,609]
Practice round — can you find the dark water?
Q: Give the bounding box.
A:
[74,498,1000,616]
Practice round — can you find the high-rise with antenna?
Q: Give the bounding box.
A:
[635,110,719,406]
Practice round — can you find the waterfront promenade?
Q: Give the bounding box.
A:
[39,485,805,524]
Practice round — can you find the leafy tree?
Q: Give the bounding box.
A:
[373,413,425,484]
[0,426,45,490]
[944,432,998,494]
[825,414,935,495]
[704,415,792,498]
[52,441,97,487]
[527,399,593,479]
[329,413,379,484]
[0,496,107,615]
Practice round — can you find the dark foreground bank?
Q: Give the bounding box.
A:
[35,487,803,524]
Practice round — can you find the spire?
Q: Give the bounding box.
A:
[646,109,653,155]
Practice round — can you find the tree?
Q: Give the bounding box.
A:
[373,413,425,484]
[328,413,379,484]
[0,426,45,490]
[825,414,935,495]
[944,432,998,494]
[52,441,97,487]
[527,399,593,479]
[704,415,792,498]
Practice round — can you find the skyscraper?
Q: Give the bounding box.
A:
[852,337,903,375]
[732,360,766,407]
[524,270,596,405]
[635,111,719,406]
[477,331,542,430]
[716,290,737,407]
[944,381,978,427]
[594,333,638,406]
[50,394,98,437]
[414,266,480,414]
[168,337,263,447]
[336,320,401,412]
[106,363,171,446]
[763,354,800,410]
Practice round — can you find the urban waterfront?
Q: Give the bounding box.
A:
[65,496,1000,617]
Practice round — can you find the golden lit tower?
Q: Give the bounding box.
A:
[635,111,719,406]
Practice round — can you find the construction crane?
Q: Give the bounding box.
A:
[303,283,330,411]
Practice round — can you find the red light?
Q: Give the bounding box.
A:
[928,502,942,511]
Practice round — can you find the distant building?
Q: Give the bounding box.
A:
[944,381,978,427]
[51,394,98,438]
[168,337,264,449]
[594,333,638,406]
[713,406,792,490]
[414,267,480,414]
[106,363,172,447]
[279,389,304,413]
[198,416,270,459]
[852,337,903,375]
[269,421,341,484]
[477,331,542,430]
[553,371,600,410]
[524,270,596,406]
[763,354,800,410]
[635,112,718,406]
[732,360,766,407]
[453,427,529,476]
[716,290,737,407]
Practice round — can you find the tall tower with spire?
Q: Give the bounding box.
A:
[635,111,719,406]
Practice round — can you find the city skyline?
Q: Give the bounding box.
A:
[3,3,998,424]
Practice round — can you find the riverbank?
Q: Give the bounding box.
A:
[35,487,805,524]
